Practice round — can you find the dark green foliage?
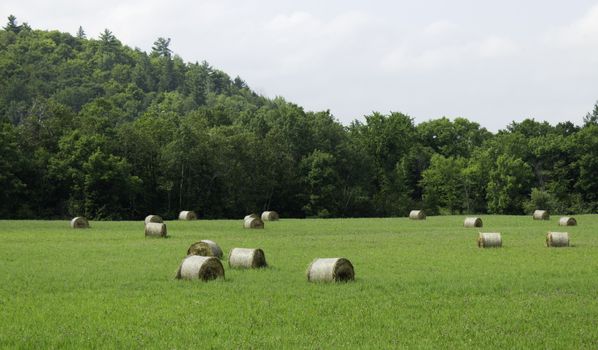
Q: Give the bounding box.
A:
[523,188,559,214]
[486,155,533,214]
[420,155,467,214]
[583,101,598,126]
[418,117,491,158]
[0,122,26,216]
[151,37,171,58]
[573,125,598,211]
[4,15,21,34]
[1,20,598,219]
[76,26,85,39]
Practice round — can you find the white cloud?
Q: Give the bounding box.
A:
[380,35,518,73]
[264,10,374,45]
[548,4,598,47]
[478,37,518,58]
[422,20,458,37]
[327,11,372,35]
[258,11,377,71]
[266,11,319,33]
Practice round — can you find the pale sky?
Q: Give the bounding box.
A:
[2,1,598,130]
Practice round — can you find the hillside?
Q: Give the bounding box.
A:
[1,16,598,219]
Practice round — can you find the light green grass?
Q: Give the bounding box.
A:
[1,215,597,349]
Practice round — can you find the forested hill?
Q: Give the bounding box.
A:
[1,17,598,220]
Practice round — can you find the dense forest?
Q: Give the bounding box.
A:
[1,16,598,219]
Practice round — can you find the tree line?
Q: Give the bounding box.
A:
[1,17,597,219]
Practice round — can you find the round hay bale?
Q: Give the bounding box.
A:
[144,214,163,225]
[558,217,577,226]
[464,217,483,228]
[175,255,224,281]
[261,211,279,221]
[306,258,355,282]
[228,248,267,269]
[187,240,223,258]
[409,210,426,220]
[477,232,502,248]
[70,217,89,229]
[546,232,570,247]
[533,210,549,220]
[144,222,167,237]
[178,211,197,220]
[244,217,264,229]
[244,214,258,221]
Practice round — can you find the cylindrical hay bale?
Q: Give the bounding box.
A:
[261,211,279,221]
[409,210,426,220]
[477,232,502,248]
[558,217,577,226]
[175,255,224,281]
[228,248,268,269]
[144,214,163,225]
[145,222,167,237]
[70,217,89,229]
[464,217,483,228]
[244,214,258,221]
[187,240,223,258]
[546,232,570,247]
[244,217,264,229]
[306,258,355,282]
[533,210,549,220]
[178,211,197,220]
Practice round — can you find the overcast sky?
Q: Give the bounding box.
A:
[2,1,598,130]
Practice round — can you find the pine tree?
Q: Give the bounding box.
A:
[583,101,598,126]
[152,37,172,57]
[4,15,21,33]
[76,26,86,39]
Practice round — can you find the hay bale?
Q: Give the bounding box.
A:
[477,232,502,248]
[144,214,163,225]
[70,217,89,229]
[261,211,279,221]
[178,211,197,220]
[244,214,258,221]
[244,217,264,229]
[533,210,549,220]
[306,258,355,282]
[546,232,570,247]
[409,210,426,220]
[464,217,483,228]
[175,255,225,281]
[558,217,577,226]
[228,248,267,269]
[187,240,223,258]
[144,222,167,237]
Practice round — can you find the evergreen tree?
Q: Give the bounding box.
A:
[583,101,598,126]
[152,37,172,57]
[4,15,20,33]
[76,26,86,39]
[99,29,119,50]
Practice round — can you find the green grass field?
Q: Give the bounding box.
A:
[1,215,597,349]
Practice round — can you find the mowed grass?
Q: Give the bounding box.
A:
[1,215,598,349]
